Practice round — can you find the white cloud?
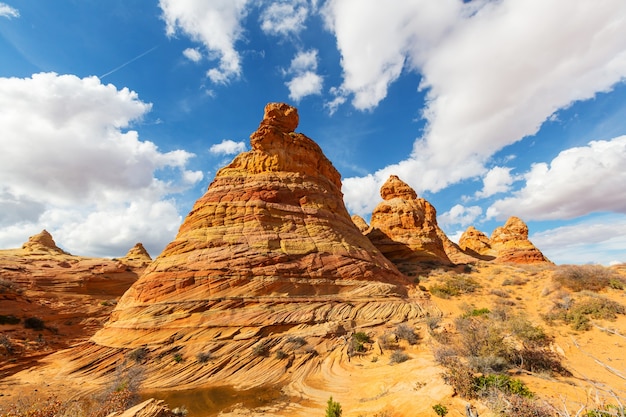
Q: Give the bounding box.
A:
[330,0,626,217]
[531,214,626,265]
[209,139,247,155]
[487,136,626,221]
[260,1,308,37]
[475,166,515,199]
[439,204,483,228]
[0,2,19,18]
[0,72,202,257]
[159,0,249,84]
[284,49,323,101]
[183,47,202,62]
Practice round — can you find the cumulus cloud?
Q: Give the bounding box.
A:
[183,47,202,62]
[531,214,626,265]
[0,72,203,257]
[209,139,247,155]
[0,2,18,18]
[439,204,483,228]
[330,0,626,217]
[159,0,248,84]
[475,166,515,199]
[487,136,626,221]
[285,49,323,101]
[260,0,309,36]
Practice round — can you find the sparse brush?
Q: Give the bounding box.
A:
[554,264,624,292]
[196,351,212,363]
[127,347,149,363]
[394,323,419,345]
[389,350,409,364]
[429,275,480,298]
[23,317,45,331]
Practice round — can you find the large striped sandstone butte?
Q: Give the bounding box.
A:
[62,103,433,390]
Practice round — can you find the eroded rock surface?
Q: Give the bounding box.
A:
[64,103,431,390]
[459,217,550,264]
[364,176,453,275]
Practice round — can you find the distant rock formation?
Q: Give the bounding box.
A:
[364,175,453,275]
[21,229,70,255]
[351,214,369,232]
[123,243,151,261]
[76,103,431,390]
[459,217,550,264]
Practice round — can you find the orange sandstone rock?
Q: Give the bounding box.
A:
[21,229,69,255]
[74,103,431,390]
[365,175,453,274]
[490,216,551,264]
[351,214,369,232]
[458,217,550,264]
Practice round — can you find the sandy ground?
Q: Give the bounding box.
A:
[2,262,626,416]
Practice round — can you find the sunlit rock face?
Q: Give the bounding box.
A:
[364,175,454,275]
[459,217,551,264]
[71,103,432,390]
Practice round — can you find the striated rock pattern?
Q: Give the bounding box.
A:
[351,214,370,232]
[1,232,145,295]
[365,175,453,275]
[490,216,551,263]
[69,103,433,390]
[458,226,494,261]
[21,229,70,255]
[458,217,550,264]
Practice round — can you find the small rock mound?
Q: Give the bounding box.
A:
[459,217,550,264]
[21,230,70,255]
[122,243,152,262]
[351,214,369,232]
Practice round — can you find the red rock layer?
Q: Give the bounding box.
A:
[75,103,431,390]
[365,175,453,275]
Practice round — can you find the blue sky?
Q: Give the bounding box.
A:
[1,0,625,265]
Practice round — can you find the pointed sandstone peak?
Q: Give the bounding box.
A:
[84,104,429,390]
[380,175,418,201]
[351,214,370,232]
[21,229,69,255]
[366,175,452,272]
[123,243,152,261]
[490,216,551,264]
[459,226,494,260]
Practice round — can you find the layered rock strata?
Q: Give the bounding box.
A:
[69,103,431,389]
[364,176,454,275]
[458,217,550,264]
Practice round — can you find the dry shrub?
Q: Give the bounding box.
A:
[394,323,419,345]
[554,264,624,292]
[430,275,480,298]
[389,350,409,364]
[544,295,625,331]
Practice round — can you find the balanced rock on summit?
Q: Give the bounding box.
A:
[67,103,431,390]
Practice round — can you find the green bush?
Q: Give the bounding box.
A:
[474,374,533,398]
[432,404,448,416]
[544,296,625,331]
[173,353,184,363]
[325,396,342,417]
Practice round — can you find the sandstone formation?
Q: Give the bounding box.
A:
[61,103,432,390]
[490,216,551,263]
[458,226,494,260]
[458,217,550,264]
[21,229,69,255]
[351,214,369,232]
[364,175,453,275]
